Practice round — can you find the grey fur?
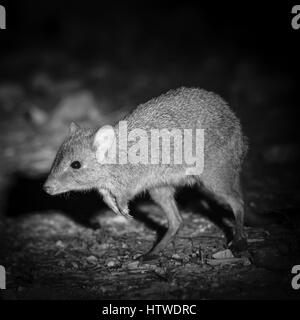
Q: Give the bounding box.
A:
[44,87,248,257]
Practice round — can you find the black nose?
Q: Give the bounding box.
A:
[43,184,54,194]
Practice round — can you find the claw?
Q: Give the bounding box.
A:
[99,188,133,219]
[118,203,133,220]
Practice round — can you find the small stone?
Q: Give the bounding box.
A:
[107,260,117,267]
[212,249,234,259]
[151,266,165,275]
[55,240,65,248]
[86,255,98,264]
[127,261,139,269]
[172,253,180,260]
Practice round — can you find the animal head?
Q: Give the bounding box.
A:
[43,122,116,195]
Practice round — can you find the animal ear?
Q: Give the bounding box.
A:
[69,122,80,134]
[93,125,116,163]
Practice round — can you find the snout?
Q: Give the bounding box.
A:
[43,183,55,195]
[43,179,62,195]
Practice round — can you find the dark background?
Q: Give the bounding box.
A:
[0,1,300,299]
[0,2,298,69]
[0,1,299,108]
[1,1,299,144]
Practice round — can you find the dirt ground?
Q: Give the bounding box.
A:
[0,49,299,300]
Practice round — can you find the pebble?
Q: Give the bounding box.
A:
[133,254,141,260]
[127,261,139,269]
[55,240,65,248]
[107,260,117,267]
[212,249,234,259]
[86,255,98,264]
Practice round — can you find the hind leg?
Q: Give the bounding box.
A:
[222,192,247,251]
[141,186,182,261]
[202,171,247,251]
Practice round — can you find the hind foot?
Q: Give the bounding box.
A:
[228,237,248,252]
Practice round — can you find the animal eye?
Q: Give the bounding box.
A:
[71,161,81,169]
